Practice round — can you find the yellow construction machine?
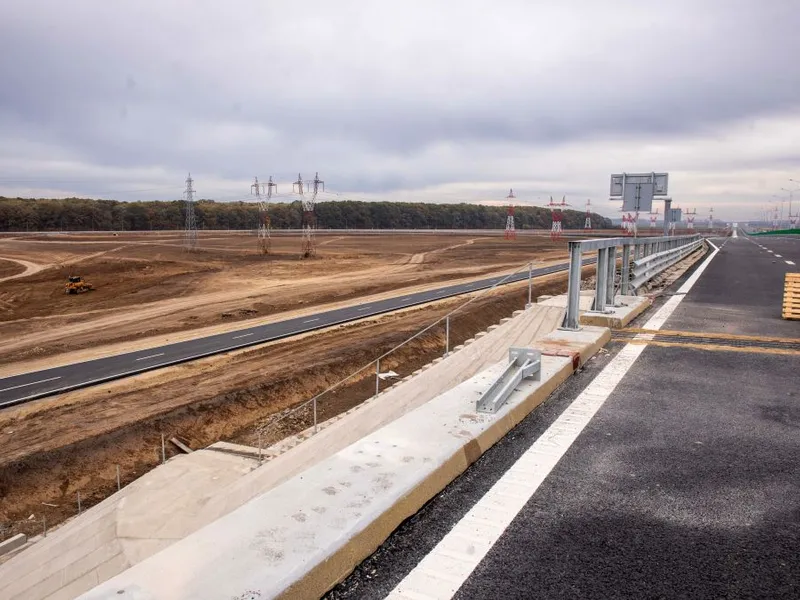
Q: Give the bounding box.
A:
[64,275,94,294]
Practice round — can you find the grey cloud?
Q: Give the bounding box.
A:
[0,0,799,206]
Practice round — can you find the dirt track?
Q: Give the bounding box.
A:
[0,232,568,367]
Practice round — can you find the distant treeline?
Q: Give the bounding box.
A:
[0,197,613,232]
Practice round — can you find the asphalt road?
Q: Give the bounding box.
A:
[0,256,596,408]
[328,234,799,599]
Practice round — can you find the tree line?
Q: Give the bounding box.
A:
[0,197,613,232]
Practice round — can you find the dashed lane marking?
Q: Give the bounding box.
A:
[232,333,254,339]
[0,376,62,393]
[787,261,796,266]
[386,241,722,600]
[303,318,320,323]
[135,353,165,361]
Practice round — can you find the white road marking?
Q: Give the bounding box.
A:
[302,318,320,323]
[400,297,412,301]
[358,306,372,311]
[135,353,165,361]
[787,261,796,266]
[0,376,62,393]
[232,333,254,339]
[386,240,721,600]
[775,254,782,258]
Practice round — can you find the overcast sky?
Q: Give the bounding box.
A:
[1,0,799,221]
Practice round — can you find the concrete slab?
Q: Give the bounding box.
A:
[579,295,652,329]
[79,354,587,599]
[0,533,27,557]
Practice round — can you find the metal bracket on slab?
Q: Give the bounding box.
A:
[476,347,542,414]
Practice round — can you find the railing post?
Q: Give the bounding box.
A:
[375,358,380,397]
[563,241,583,330]
[621,242,631,295]
[526,262,533,308]
[594,248,608,312]
[606,245,616,305]
[445,316,450,356]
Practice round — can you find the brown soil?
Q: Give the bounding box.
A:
[0,272,574,539]
[0,260,24,279]
[0,232,568,367]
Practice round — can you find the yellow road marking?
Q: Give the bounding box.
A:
[617,339,800,356]
[618,328,799,343]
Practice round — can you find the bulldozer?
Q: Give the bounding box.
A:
[64,275,94,294]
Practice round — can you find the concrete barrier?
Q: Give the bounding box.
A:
[0,533,27,557]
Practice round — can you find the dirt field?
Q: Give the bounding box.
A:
[0,230,573,537]
[0,231,568,369]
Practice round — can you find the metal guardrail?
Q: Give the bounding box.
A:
[562,234,703,330]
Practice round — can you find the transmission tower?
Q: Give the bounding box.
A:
[584,199,592,231]
[296,172,323,258]
[504,189,516,240]
[707,207,714,231]
[649,207,659,229]
[686,208,697,231]
[251,176,276,254]
[547,196,569,241]
[183,173,198,251]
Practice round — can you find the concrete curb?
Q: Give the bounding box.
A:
[580,295,652,329]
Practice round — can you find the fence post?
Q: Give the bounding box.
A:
[161,434,166,465]
[526,262,533,308]
[77,492,82,515]
[375,358,380,397]
[43,516,47,538]
[621,242,631,295]
[563,241,583,330]
[258,429,263,464]
[445,316,450,356]
[594,247,608,312]
[313,397,318,434]
[606,244,616,306]
[116,465,121,491]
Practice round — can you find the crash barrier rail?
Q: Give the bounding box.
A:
[562,234,704,330]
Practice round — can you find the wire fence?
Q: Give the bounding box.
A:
[247,259,538,458]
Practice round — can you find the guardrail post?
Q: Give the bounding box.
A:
[562,241,582,330]
[594,248,608,312]
[621,242,631,295]
[606,245,616,305]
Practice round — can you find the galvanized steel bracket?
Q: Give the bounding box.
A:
[476,347,542,414]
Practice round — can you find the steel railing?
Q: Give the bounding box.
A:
[562,234,703,330]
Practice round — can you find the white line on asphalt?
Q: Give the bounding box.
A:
[0,376,62,393]
[775,254,782,258]
[357,306,372,311]
[232,333,254,339]
[386,239,722,600]
[400,297,412,301]
[135,353,165,361]
[787,261,796,265]
[302,318,320,323]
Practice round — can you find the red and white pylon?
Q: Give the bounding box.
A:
[649,207,659,229]
[686,208,697,231]
[548,195,569,241]
[584,199,592,231]
[707,207,714,231]
[504,189,516,240]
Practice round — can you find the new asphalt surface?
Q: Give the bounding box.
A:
[0,256,597,408]
[327,233,799,599]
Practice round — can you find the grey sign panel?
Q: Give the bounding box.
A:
[669,208,682,222]
[610,172,669,197]
[622,182,654,212]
